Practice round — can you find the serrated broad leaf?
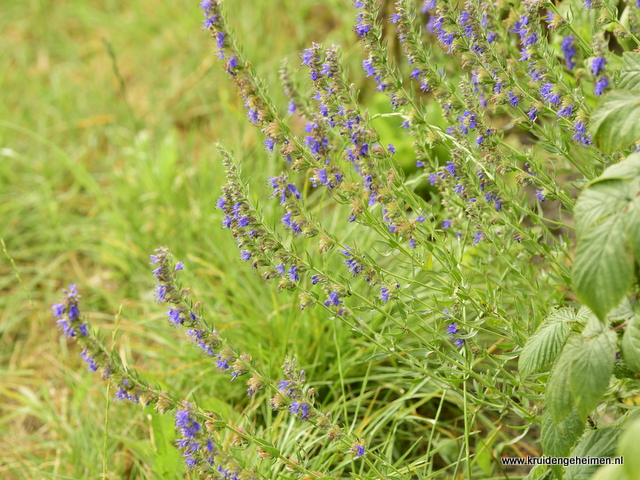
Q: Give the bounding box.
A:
[574,154,640,319]
[588,153,640,185]
[617,53,640,91]
[567,428,620,480]
[523,465,554,480]
[540,408,585,458]
[547,336,583,424]
[618,417,640,479]
[575,180,635,238]
[589,90,640,153]
[573,214,635,320]
[569,330,617,421]
[519,308,573,377]
[589,464,629,480]
[622,314,640,373]
[624,195,640,264]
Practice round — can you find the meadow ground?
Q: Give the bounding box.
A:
[1,1,554,478]
[0,1,370,477]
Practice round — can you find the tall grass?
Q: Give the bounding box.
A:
[0,1,361,478]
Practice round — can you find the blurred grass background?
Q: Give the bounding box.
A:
[0,0,379,477]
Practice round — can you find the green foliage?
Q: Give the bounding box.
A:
[566,429,620,480]
[589,92,640,153]
[590,53,640,153]
[519,307,577,377]
[573,153,640,320]
[622,314,640,373]
[618,416,640,479]
[5,0,640,478]
[540,409,585,458]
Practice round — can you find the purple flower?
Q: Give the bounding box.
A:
[380,287,389,302]
[362,59,376,77]
[445,161,456,177]
[540,83,561,106]
[288,265,300,282]
[202,15,216,30]
[454,338,465,348]
[155,284,169,302]
[355,445,366,457]
[51,303,65,318]
[216,31,226,59]
[324,291,343,306]
[446,323,459,335]
[459,11,473,38]
[473,232,483,244]
[68,304,79,321]
[595,76,609,96]
[167,307,183,326]
[573,121,593,147]
[442,219,451,229]
[557,104,573,117]
[355,13,372,37]
[81,349,98,372]
[247,109,259,123]
[240,250,251,261]
[591,57,606,76]
[175,407,201,439]
[175,262,184,271]
[561,36,576,70]
[290,401,311,420]
[300,49,314,67]
[508,92,519,107]
[422,0,436,12]
[115,385,139,403]
[535,190,546,202]
[215,354,230,371]
[527,108,538,122]
[388,143,396,154]
[57,318,74,337]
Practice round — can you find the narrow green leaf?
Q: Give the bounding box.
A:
[617,53,640,91]
[519,308,573,377]
[622,314,640,373]
[569,330,616,421]
[540,408,585,458]
[573,214,635,320]
[589,90,640,153]
[567,428,620,480]
[618,417,640,478]
[547,336,583,424]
